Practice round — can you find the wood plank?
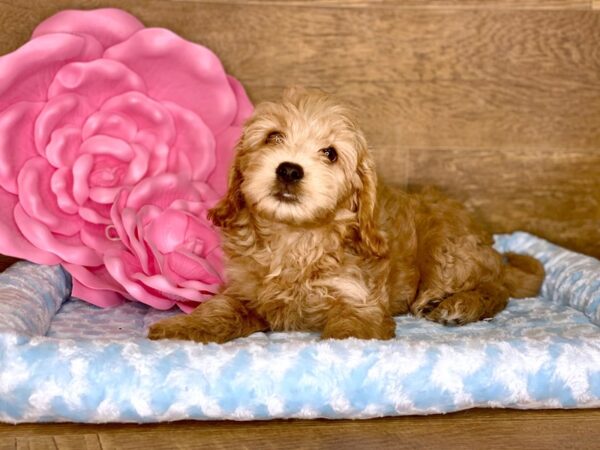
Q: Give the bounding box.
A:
[138,7,600,86]
[53,435,102,450]
[0,439,15,450]
[15,437,57,450]
[2,409,600,449]
[1,3,598,151]
[4,4,600,87]
[406,147,600,257]
[6,435,101,450]
[374,146,408,188]
[172,0,592,10]
[245,81,600,151]
[124,6,600,151]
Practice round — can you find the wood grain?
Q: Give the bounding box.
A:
[245,80,600,150]
[2,409,600,449]
[172,0,592,10]
[168,6,600,151]
[120,7,600,101]
[407,147,600,256]
[374,146,409,188]
[1,3,598,149]
[9,435,102,450]
[106,6,600,151]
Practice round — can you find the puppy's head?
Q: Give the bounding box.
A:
[209,88,386,256]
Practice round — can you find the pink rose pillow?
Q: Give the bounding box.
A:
[0,8,253,311]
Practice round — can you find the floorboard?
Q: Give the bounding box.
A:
[1,409,600,449]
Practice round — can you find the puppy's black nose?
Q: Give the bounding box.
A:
[276,162,304,184]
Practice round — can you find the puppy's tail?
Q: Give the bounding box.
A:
[502,252,545,298]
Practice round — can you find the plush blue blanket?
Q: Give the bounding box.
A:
[1,232,599,423]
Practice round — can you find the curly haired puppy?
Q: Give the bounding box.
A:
[148,89,544,343]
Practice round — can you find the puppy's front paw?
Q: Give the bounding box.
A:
[322,315,396,341]
[147,315,217,343]
[422,297,479,326]
[414,298,442,316]
[148,316,189,341]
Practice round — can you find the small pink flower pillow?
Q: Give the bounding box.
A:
[0,8,253,311]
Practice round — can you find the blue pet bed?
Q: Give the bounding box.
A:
[1,232,599,423]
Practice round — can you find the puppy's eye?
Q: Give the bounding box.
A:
[266,131,285,145]
[320,146,338,163]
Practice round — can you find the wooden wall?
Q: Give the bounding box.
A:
[0,0,598,261]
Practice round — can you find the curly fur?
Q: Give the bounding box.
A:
[148,88,544,343]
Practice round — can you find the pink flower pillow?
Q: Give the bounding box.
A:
[0,8,253,311]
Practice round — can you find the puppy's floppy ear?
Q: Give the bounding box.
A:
[353,132,388,258]
[208,139,246,229]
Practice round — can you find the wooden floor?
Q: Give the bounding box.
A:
[1,409,600,449]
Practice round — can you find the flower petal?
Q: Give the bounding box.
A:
[79,202,112,225]
[88,187,123,205]
[100,91,176,145]
[48,59,147,108]
[0,101,44,194]
[70,279,126,308]
[109,189,130,248]
[82,110,138,142]
[122,144,150,185]
[0,33,102,110]
[125,173,201,210]
[210,126,241,196]
[145,209,187,254]
[104,250,175,310]
[63,261,127,291]
[111,201,160,274]
[164,251,222,286]
[164,102,216,182]
[105,28,237,134]
[51,168,79,214]
[32,8,144,50]
[205,246,225,278]
[35,94,94,157]
[17,157,82,236]
[184,214,222,257]
[71,153,93,205]
[177,302,201,314]
[14,204,101,266]
[46,126,83,168]
[132,271,216,303]
[227,75,254,126]
[80,222,121,255]
[191,182,222,207]
[207,76,252,195]
[80,134,134,160]
[0,189,60,264]
[138,141,169,178]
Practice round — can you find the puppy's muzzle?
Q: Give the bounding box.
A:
[276,162,304,184]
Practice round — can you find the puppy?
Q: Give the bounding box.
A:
[148,89,544,343]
